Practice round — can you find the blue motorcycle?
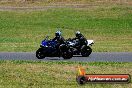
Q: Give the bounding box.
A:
[36,36,73,59]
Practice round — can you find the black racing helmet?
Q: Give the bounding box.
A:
[75,31,82,38]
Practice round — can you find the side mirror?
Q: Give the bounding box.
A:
[45,36,49,40]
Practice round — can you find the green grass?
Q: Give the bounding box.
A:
[0,60,131,88]
[0,6,132,52]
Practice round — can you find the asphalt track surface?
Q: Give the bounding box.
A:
[0,52,132,62]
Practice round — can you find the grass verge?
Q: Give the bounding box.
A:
[0,60,131,88]
[0,5,132,52]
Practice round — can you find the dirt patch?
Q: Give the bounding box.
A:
[0,0,131,11]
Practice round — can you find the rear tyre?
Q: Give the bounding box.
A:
[62,50,73,59]
[81,46,92,57]
[36,48,45,59]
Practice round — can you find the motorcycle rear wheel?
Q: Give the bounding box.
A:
[62,50,73,59]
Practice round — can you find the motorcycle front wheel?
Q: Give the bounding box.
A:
[36,48,45,59]
[81,46,92,57]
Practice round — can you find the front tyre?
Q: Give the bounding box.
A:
[81,46,92,57]
[36,48,45,59]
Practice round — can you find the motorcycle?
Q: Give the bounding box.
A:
[67,38,94,57]
[36,36,73,59]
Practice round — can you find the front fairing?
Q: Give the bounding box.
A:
[40,39,57,48]
[87,40,94,46]
[40,40,48,47]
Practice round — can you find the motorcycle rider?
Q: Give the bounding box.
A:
[72,31,87,47]
[52,31,65,44]
[52,31,65,52]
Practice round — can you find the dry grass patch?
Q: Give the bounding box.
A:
[0,60,132,88]
[0,0,131,7]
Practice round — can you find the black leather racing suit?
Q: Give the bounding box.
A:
[52,36,65,45]
[52,36,65,51]
[72,35,87,47]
